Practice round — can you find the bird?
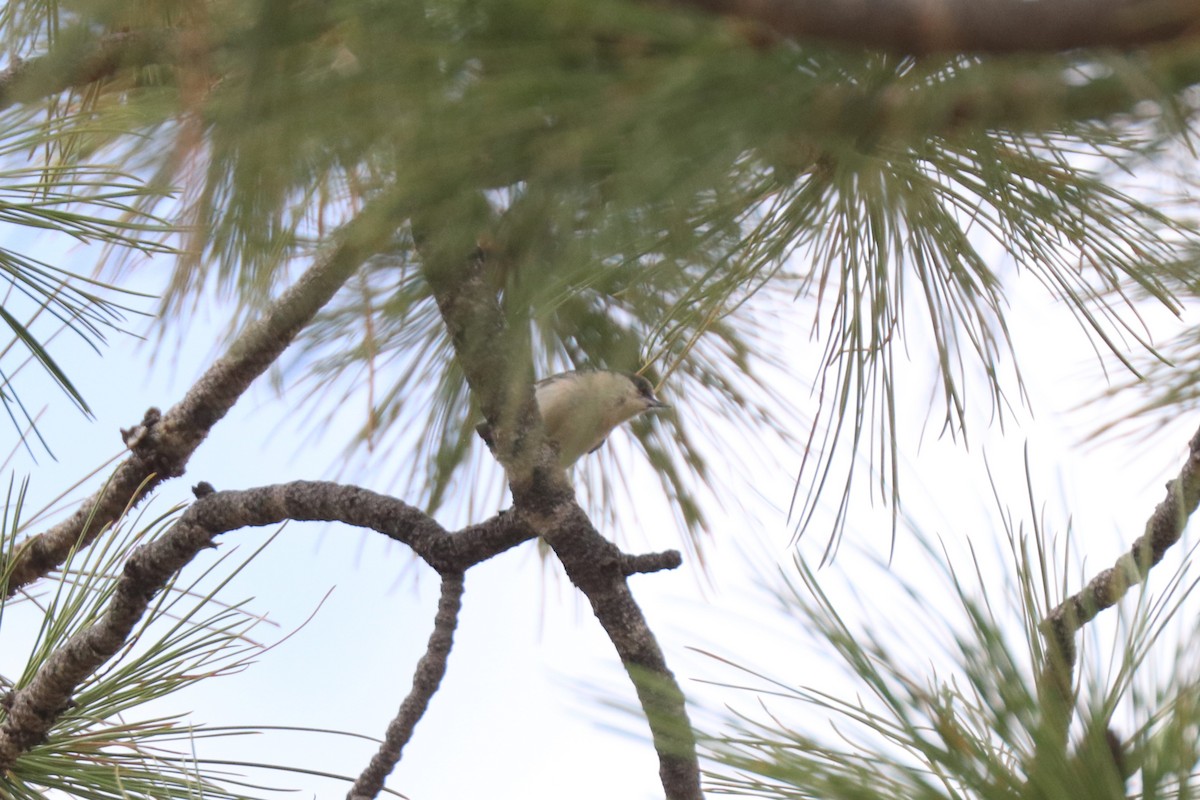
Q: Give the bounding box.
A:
[476,370,668,467]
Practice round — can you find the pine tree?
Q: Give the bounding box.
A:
[1,1,1199,798]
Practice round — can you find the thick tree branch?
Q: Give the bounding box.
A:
[420,227,702,799]
[3,195,405,597]
[0,481,526,769]
[745,45,1200,181]
[666,0,1200,55]
[414,206,558,493]
[0,480,672,775]
[529,504,700,798]
[347,573,464,800]
[154,482,536,573]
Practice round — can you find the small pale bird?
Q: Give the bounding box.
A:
[477,370,668,467]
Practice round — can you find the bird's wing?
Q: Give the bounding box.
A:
[588,438,607,454]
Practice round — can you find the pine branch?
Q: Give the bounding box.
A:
[1041,423,1200,645]
[622,549,685,575]
[0,30,173,111]
[532,503,700,800]
[2,194,406,597]
[0,479,671,781]
[0,482,486,770]
[0,482,223,769]
[1026,423,1200,786]
[663,0,1200,54]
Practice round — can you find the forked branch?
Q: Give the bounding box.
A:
[0,481,524,771]
[419,224,702,800]
[0,479,679,793]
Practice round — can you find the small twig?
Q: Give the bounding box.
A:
[1028,424,1200,782]
[622,549,684,575]
[1041,424,1200,643]
[347,573,465,800]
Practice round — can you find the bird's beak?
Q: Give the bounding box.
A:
[647,398,670,411]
